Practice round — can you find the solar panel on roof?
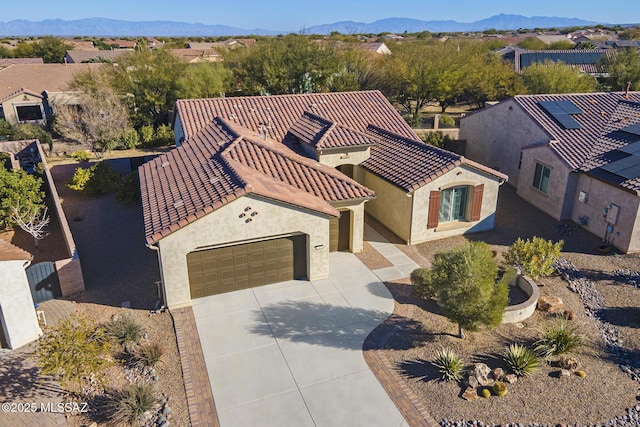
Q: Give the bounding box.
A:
[539,101,564,115]
[621,122,640,137]
[618,165,640,180]
[619,141,640,155]
[554,114,582,129]
[555,100,582,115]
[601,155,640,179]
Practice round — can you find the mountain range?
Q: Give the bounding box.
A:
[0,14,609,37]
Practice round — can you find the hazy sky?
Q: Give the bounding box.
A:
[1,0,638,31]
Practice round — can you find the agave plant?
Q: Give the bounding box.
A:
[535,318,583,359]
[431,348,465,382]
[504,343,539,377]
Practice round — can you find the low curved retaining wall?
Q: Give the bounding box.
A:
[502,275,539,324]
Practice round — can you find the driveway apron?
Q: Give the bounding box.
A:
[191,252,405,427]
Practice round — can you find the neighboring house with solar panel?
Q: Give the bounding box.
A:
[513,49,612,76]
[139,91,507,307]
[460,91,640,253]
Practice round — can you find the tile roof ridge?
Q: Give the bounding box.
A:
[367,124,458,157]
[177,90,384,104]
[0,87,42,103]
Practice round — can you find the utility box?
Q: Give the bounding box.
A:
[606,203,620,225]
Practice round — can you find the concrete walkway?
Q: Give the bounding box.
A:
[365,224,420,282]
[192,252,407,427]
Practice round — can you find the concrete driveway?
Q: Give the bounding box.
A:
[192,252,407,427]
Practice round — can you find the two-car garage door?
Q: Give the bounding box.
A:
[187,235,307,299]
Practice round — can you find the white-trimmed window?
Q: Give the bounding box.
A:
[439,186,468,222]
[532,163,551,194]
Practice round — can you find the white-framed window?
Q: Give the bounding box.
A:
[532,163,551,193]
[439,186,468,222]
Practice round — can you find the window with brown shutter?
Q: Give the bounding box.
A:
[470,184,484,222]
[427,191,441,229]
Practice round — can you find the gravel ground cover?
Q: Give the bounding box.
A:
[376,185,640,426]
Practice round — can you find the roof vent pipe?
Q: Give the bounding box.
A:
[625,81,631,99]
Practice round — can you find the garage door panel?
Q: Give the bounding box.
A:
[188,236,305,299]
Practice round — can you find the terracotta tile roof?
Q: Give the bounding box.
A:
[64,50,127,63]
[579,100,640,193]
[142,115,375,244]
[0,238,31,261]
[0,63,101,101]
[0,87,43,104]
[515,92,640,170]
[363,126,462,192]
[288,111,379,150]
[175,91,417,143]
[0,58,43,66]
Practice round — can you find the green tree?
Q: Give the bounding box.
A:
[223,34,343,95]
[176,62,230,99]
[0,45,13,58]
[419,242,511,338]
[522,61,597,94]
[619,28,640,40]
[11,123,53,151]
[31,37,72,63]
[548,40,576,50]
[517,37,548,50]
[109,49,186,126]
[36,312,113,391]
[0,167,44,230]
[603,48,640,91]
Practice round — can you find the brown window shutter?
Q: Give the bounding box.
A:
[427,191,441,229]
[470,184,484,222]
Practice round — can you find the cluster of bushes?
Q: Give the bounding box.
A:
[123,124,174,149]
[65,160,140,204]
[37,313,165,425]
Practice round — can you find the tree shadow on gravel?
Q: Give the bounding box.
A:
[596,307,640,328]
[396,358,442,383]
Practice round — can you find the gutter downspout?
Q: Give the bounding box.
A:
[146,243,167,310]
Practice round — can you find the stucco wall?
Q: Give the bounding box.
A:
[411,165,502,244]
[0,260,41,349]
[317,147,371,168]
[460,99,550,186]
[572,174,640,253]
[517,145,572,221]
[333,200,366,253]
[1,93,45,126]
[361,169,412,241]
[157,194,331,308]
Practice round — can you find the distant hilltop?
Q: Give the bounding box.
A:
[0,14,616,37]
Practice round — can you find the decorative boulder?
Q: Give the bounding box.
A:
[559,369,571,378]
[504,374,518,384]
[472,363,492,386]
[559,356,578,371]
[538,295,564,312]
[467,375,479,389]
[462,386,479,402]
[492,367,504,380]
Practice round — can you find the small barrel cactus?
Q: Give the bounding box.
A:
[481,388,491,398]
[576,370,587,378]
[492,381,507,396]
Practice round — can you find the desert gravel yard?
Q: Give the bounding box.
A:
[373,185,640,426]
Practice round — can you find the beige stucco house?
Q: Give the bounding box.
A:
[0,239,42,349]
[461,91,640,253]
[140,91,506,308]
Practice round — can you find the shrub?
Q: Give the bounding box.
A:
[116,170,140,204]
[503,343,539,377]
[492,381,507,396]
[431,349,465,382]
[139,125,154,145]
[155,124,174,145]
[66,166,92,191]
[112,384,157,426]
[504,237,563,279]
[438,114,456,127]
[69,150,91,162]
[411,268,437,299]
[84,161,121,196]
[481,388,491,398]
[0,118,13,139]
[105,314,145,346]
[136,342,163,367]
[0,167,45,230]
[0,152,12,170]
[535,318,583,359]
[36,312,112,390]
[123,128,141,149]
